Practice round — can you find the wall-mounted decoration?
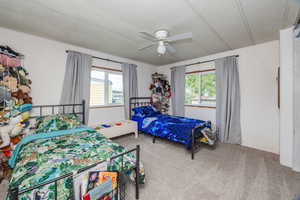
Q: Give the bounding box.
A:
[149,72,171,113]
[0,46,32,167]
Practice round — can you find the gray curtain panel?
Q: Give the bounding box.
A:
[122,63,138,119]
[171,66,185,116]
[60,51,92,124]
[215,56,242,144]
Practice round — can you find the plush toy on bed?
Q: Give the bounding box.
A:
[0,111,30,148]
[0,104,32,159]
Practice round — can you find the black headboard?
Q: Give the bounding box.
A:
[129,97,152,119]
[30,100,86,124]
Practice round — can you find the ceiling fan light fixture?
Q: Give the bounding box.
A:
[157,42,166,55]
[139,30,192,56]
[155,29,169,40]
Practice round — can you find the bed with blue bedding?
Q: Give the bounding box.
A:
[129,97,214,159]
[132,113,210,148]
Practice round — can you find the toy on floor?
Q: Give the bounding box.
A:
[115,122,122,126]
[101,124,111,128]
[199,123,218,146]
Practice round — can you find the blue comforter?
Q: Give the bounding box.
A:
[132,114,210,148]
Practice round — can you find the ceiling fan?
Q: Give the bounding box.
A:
[138,30,192,56]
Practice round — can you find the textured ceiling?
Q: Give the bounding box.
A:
[0,0,299,65]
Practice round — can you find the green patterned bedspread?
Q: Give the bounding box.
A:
[8,129,144,200]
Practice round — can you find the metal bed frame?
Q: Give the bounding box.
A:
[7,100,141,199]
[129,97,205,160]
[29,100,86,124]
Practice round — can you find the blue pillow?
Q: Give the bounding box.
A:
[132,106,159,117]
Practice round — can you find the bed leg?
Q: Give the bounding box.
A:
[152,135,156,144]
[191,146,194,160]
[135,145,140,200]
[9,187,18,200]
[191,128,195,160]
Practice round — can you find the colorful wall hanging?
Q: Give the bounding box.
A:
[149,72,171,113]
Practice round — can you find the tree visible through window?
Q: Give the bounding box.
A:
[185,70,216,106]
[90,67,123,106]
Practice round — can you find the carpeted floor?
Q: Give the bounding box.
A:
[113,134,300,200]
[1,133,300,200]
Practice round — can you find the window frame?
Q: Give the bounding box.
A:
[90,66,124,108]
[185,68,216,108]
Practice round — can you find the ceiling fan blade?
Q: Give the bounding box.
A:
[138,43,156,51]
[166,32,192,42]
[166,44,176,54]
[139,32,157,42]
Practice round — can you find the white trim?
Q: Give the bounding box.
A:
[89,104,124,109]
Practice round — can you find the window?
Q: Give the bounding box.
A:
[185,69,216,106]
[90,67,123,107]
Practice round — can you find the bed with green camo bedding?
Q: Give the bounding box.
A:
[7,127,145,200]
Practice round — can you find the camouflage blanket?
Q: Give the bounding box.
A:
[7,128,144,200]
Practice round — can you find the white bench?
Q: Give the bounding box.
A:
[96,120,138,139]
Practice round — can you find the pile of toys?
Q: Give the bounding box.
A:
[0,46,32,179]
[95,121,123,130]
[199,122,218,146]
[149,73,171,113]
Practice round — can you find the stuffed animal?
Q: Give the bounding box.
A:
[11,89,32,105]
[13,67,31,87]
[15,66,29,76]
[22,118,36,137]
[149,84,155,90]
[0,64,5,73]
[0,86,11,105]
[11,90,22,100]
[18,85,31,94]
[0,127,10,148]
[0,110,9,123]
[165,91,172,98]
[23,93,32,104]
[0,76,18,92]
[0,112,29,148]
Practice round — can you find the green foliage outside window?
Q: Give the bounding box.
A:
[185,71,216,105]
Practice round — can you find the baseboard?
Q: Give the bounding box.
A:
[241,143,279,155]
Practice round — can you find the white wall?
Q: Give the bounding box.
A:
[0,27,156,126]
[293,32,300,171]
[158,41,280,154]
[279,27,295,167]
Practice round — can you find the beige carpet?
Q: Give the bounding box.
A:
[114,134,300,200]
[1,134,300,200]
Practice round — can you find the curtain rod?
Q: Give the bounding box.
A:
[182,55,239,68]
[65,50,124,64]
